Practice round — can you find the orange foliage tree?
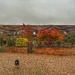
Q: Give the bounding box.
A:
[37,28,67,45]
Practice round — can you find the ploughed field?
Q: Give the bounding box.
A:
[0,53,75,75]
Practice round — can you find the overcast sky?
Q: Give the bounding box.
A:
[0,0,75,25]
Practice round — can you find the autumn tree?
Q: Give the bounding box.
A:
[37,28,66,47]
[19,24,33,53]
[19,24,33,41]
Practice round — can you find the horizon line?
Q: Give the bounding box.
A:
[0,24,75,26]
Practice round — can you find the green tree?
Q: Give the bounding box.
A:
[69,38,75,47]
[64,34,75,47]
[56,40,62,48]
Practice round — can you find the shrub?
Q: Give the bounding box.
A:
[6,37,15,46]
[0,38,3,46]
[56,40,62,47]
[64,34,75,47]
[15,37,28,47]
[0,46,5,52]
[3,39,7,46]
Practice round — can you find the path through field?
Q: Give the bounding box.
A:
[0,53,75,75]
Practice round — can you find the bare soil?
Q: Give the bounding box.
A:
[0,53,75,75]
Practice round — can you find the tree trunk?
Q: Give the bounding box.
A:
[27,42,33,53]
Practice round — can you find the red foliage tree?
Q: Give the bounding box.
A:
[49,28,65,40]
[37,28,66,45]
[19,25,33,41]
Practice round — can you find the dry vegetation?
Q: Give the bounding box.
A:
[34,48,75,55]
[0,53,75,75]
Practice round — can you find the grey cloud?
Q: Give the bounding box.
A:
[0,0,75,25]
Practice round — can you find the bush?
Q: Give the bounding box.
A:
[0,46,5,52]
[64,34,75,47]
[56,40,62,47]
[6,37,15,46]
[0,38,3,46]
[15,37,28,47]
